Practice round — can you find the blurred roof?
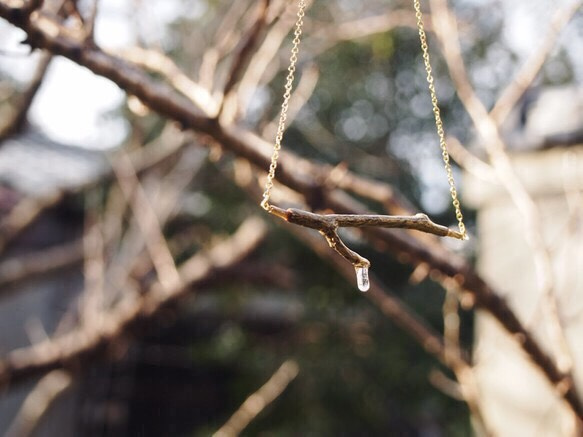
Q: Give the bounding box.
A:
[0,129,108,197]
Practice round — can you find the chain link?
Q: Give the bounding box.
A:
[261,0,307,211]
[262,0,467,239]
[413,0,467,238]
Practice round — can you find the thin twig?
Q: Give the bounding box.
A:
[446,136,497,183]
[0,191,63,255]
[442,281,491,436]
[213,360,299,437]
[5,369,73,437]
[490,0,583,125]
[110,150,182,294]
[84,0,99,43]
[80,198,106,326]
[284,216,467,367]
[261,62,319,139]
[236,0,307,114]
[0,239,83,292]
[269,205,465,269]
[116,47,218,116]
[221,0,270,102]
[0,52,52,142]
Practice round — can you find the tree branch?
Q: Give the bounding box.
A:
[0,216,267,389]
[5,369,72,437]
[490,0,583,125]
[213,360,299,437]
[0,238,83,293]
[0,52,52,142]
[429,0,578,411]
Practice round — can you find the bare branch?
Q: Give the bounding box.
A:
[442,282,491,436]
[213,360,299,437]
[445,136,497,183]
[0,239,83,293]
[5,370,72,437]
[0,52,52,142]
[110,150,182,294]
[0,216,268,389]
[0,191,64,255]
[490,0,583,125]
[308,8,421,56]
[261,62,319,139]
[221,0,270,101]
[116,47,219,116]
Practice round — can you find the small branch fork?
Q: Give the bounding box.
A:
[268,205,465,269]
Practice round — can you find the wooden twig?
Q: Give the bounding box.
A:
[307,8,420,57]
[441,281,491,436]
[0,239,83,293]
[221,0,270,100]
[260,63,319,139]
[110,150,182,294]
[285,216,469,367]
[490,0,583,125]
[269,205,465,271]
[116,47,218,116]
[83,0,99,43]
[0,191,64,255]
[5,369,72,437]
[213,360,299,437]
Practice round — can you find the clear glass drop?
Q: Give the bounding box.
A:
[356,267,370,292]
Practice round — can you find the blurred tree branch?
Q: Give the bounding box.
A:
[0,52,52,142]
[429,0,577,390]
[0,216,268,389]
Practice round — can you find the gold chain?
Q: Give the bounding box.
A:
[261,0,467,239]
[261,0,307,211]
[413,0,467,238]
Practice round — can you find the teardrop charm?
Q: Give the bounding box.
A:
[356,266,370,292]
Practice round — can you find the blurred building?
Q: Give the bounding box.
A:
[465,86,583,435]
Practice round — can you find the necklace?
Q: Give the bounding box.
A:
[261,0,467,291]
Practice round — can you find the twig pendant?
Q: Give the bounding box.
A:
[261,0,468,291]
